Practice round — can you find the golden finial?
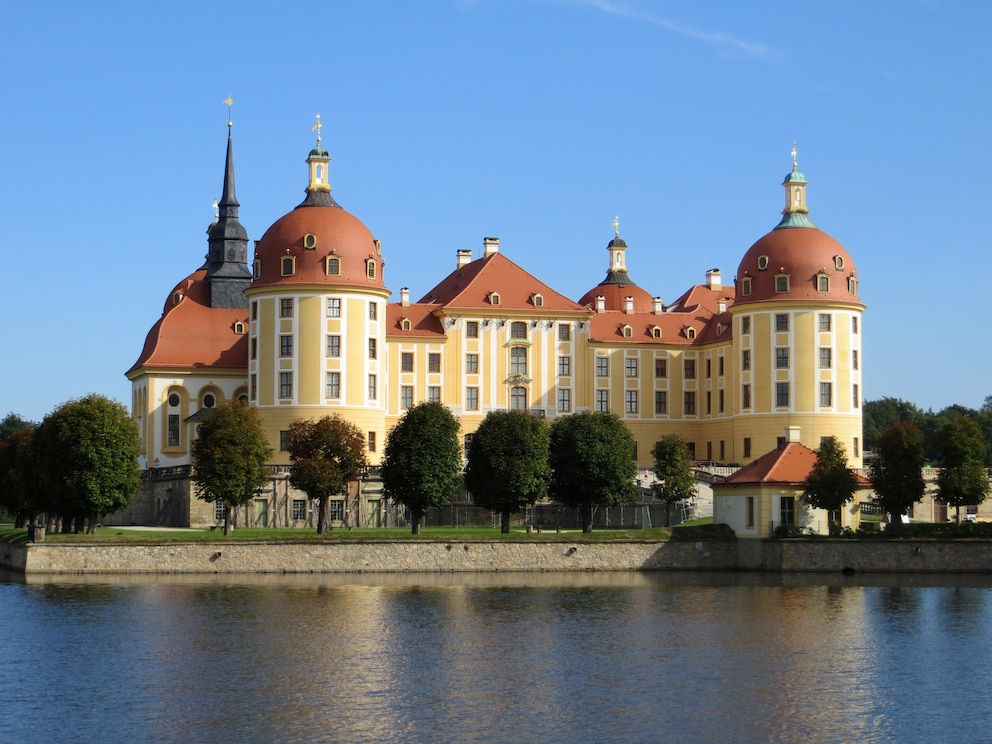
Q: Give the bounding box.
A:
[612,215,620,238]
[223,96,234,128]
[791,140,798,170]
[313,113,323,145]
[212,197,219,219]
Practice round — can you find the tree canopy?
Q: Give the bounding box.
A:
[548,410,637,533]
[381,402,462,534]
[802,436,860,530]
[34,394,141,534]
[651,434,696,525]
[935,416,989,521]
[464,410,550,533]
[869,423,926,533]
[190,400,271,535]
[288,414,368,534]
[0,412,36,442]
[0,427,40,525]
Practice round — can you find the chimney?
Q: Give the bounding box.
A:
[400,287,410,307]
[595,296,606,313]
[483,237,500,257]
[652,296,664,314]
[456,249,473,268]
[786,426,801,444]
[623,296,634,314]
[706,268,722,291]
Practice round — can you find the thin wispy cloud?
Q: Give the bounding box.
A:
[565,0,773,57]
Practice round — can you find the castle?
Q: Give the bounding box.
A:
[123,121,864,528]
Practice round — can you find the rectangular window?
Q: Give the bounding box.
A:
[280,299,294,318]
[401,386,413,409]
[741,316,751,334]
[368,338,377,359]
[466,387,479,411]
[706,359,712,378]
[428,353,441,373]
[510,347,527,375]
[687,442,696,460]
[819,348,831,368]
[776,313,789,332]
[596,389,609,412]
[291,499,307,522]
[706,442,712,461]
[558,324,571,341]
[280,372,293,398]
[251,301,258,321]
[280,430,291,451]
[743,437,751,458]
[368,302,378,320]
[852,350,859,370]
[776,382,789,407]
[742,384,751,409]
[401,352,413,372]
[819,313,832,332]
[852,316,859,334]
[167,414,180,447]
[326,372,340,398]
[466,321,479,338]
[329,500,344,522]
[684,391,696,415]
[776,348,789,368]
[741,349,750,371]
[215,500,226,522]
[719,389,725,414]
[428,386,441,404]
[368,374,377,400]
[746,496,755,528]
[327,298,341,317]
[820,382,832,406]
[558,355,571,376]
[466,353,479,374]
[558,388,571,413]
[251,337,257,360]
[706,391,712,415]
[250,373,257,401]
[625,358,638,377]
[719,440,725,461]
[596,357,608,376]
[684,359,696,379]
[853,384,860,408]
[781,496,796,526]
[327,335,340,357]
[718,356,724,377]
[853,437,860,457]
[655,358,667,378]
[625,390,638,414]
[510,321,527,339]
[655,391,667,414]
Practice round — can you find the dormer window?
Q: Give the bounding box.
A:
[400,318,412,331]
[490,292,501,306]
[741,277,752,296]
[234,321,245,335]
[816,273,830,293]
[848,276,859,295]
[172,292,183,305]
[304,233,317,250]
[253,259,261,279]
[532,293,544,307]
[365,259,376,280]
[774,274,790,293]
[622,325,633,338]
[326,257,340,276]
[281,256,296,276]
[686,327,697,340]
[651,326,662,339]
[757,255,769,271]
[834,255,845,270]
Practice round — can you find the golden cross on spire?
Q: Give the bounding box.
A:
[313,113,323,144]
[223,96,234,128]
[791,140,798,170]
[613,215,620,237]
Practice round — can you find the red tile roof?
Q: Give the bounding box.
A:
[386,302,445,338]
[719,442,871,487]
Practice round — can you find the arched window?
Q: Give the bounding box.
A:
[510,321,527,339]
[490,292,501,306]
[741,277,752,296]
[622,325,633,338]
[816,273,830,293]
[651,326,662,339]
[281,256,296,276]
[510,386,527,410]
[686,327,696,340]
[326,257,340,275]
[400,318,412,331]
[774,274,790,293]
[365,259,376,280]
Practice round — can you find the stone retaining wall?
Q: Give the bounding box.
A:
[3,539,992,574]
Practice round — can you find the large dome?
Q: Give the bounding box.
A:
[735,225,860,305]
[250,202,385,290]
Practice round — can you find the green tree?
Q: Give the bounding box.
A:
[191,400,271,535]
[935,416,990,522]
[465,410,550,533]
[651,434,696,526]
[869,423,926,534]
[0,412,36,442]
[0,427,41,526]
[288,415,368,535]
[381,402,462,534]
[862,397,924,452]
[35,394,141,534]
[548,411,637,533]
[802,436,860,533]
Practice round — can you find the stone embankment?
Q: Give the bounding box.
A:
[3,538,992,574]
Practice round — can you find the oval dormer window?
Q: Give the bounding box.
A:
[757,255,769,271]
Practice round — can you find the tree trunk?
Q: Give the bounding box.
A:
[316,496,329,535]
[224,505,233,536]
[73,514,85,534]
[582,501,593,533]
[86,513,99,535]
[500,509,510,534]
[411,509,421,535]
[885,512,903,535]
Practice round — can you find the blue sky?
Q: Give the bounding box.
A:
[1,0,989,423]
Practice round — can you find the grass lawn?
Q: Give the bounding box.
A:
[0,525,675,545]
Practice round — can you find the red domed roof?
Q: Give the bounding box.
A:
[735,226,862,306]
[250,203,386,290]
[578,281,655,312]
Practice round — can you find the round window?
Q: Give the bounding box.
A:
[168,393,181,408]
[203,394,216,408]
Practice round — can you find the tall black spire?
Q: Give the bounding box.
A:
[204,117,252,308]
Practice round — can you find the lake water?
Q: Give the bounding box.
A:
[1,570,989,743]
